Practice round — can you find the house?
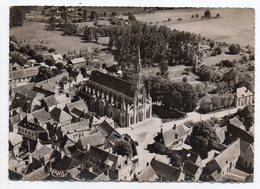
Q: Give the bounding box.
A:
[237,140,254,173]
[30,108,53,127]
[9,66,40,88]
[67,57,86,69]
[9,132,23,158]
[69,70,84,85]
[10,62,22,71]
[54,93,72,109]
[182,161,202,181]
[51,53,63,64]
[50,107,72,127]
[154,124,188,153]
[201,139,240,181]
[227,117,254,144]
[18,116,48,141]
[64,100,88,122]
[179,149,202,166]
[58,120,91,141]
[76,131,104,150]
[137,158,184,182]
[42,95,59,112]
[81,145,135,181]
[235,87,254,107]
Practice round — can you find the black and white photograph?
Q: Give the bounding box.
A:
[7,5,255,183]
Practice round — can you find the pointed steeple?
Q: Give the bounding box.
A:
[133,44,143,87]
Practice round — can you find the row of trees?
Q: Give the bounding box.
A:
[144,75,198,113]
[199,93,234,113]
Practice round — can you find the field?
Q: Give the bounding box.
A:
[136,8,255,47]
[10,21,108,55]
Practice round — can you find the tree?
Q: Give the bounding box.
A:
[113,140,133,158]
[84,27,94,42]
[45,58,55,66]
[56,62,64,70]
[190,121,221,158]
[128,13,137,22]
[236,105,254,131]
[48,48,55,53]
[164,82,198,113]
[19,46,28,54]
[35,54,44,63]
[94,31,100,43]
[10,7,25,27]
[90,11,98,21]
[83,9,88,20]
[159,58,169,78]
[229,44,241,54]
[204,10,211,18]
[182,76,188,83]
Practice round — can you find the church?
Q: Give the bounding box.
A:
[81,48,152,127]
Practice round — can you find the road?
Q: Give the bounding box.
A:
[116,107,238,173]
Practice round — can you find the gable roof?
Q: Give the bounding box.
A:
[61,120,90,134]
[240,140,253,162]
[50,107,72,123]
[9,66,40,80]
[155,125,187,147]
[236,87,253,98]
[77,132,104,149]
[31,109,52,123]
[9,132,23,146]
[42,95,58,107]
[89,71,136,98]
[206,140,240,173]
[19,117,47,132]
[150,158,182,181]
[137,165,159,182]
[32,145,54,161]
[53,155,79,171]
[69,57,86,65]
[65,100,88,115]
[51,54,63,62]
[183,161,200,177]
[97,120,115,138]
[229,117,246,130]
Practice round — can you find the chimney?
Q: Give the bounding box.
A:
[160,128,163,134]
[173,124,176,130]
[28,153,33,164]
[60,151,65,160]
[175,134,178,139]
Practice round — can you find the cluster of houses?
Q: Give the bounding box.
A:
[134,115,254,182]
[9,80,139,181]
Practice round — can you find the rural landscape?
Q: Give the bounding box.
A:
[9,6,254,182]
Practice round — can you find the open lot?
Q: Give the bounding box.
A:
[136,8,255,47]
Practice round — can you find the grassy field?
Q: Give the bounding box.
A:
[10,21,108,55]
[136,8,255,47]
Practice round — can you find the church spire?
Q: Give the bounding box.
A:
[135,43,142,74]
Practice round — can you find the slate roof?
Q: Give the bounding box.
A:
[9,66,40,80]
[97,120,115,139]
[183,161,200,177]
[69,57,86,65]
[19,117,47,132]
[77,132,104,149]
[137,165,159,182]
[31,109,52,123]
[240,140,253,162]
[236,87,253,98]
[150,158,182,181]
[180,149,201,165]
[89,71,136,98]
[65,100,88,115]
[206,140,240,174]
[61,120,90,134]
[229,117,245,130]
[9,132,23,147]
[42,95,58,107]
[155,124,187,147]
[50,107,72,123]
[32,145,54,161]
